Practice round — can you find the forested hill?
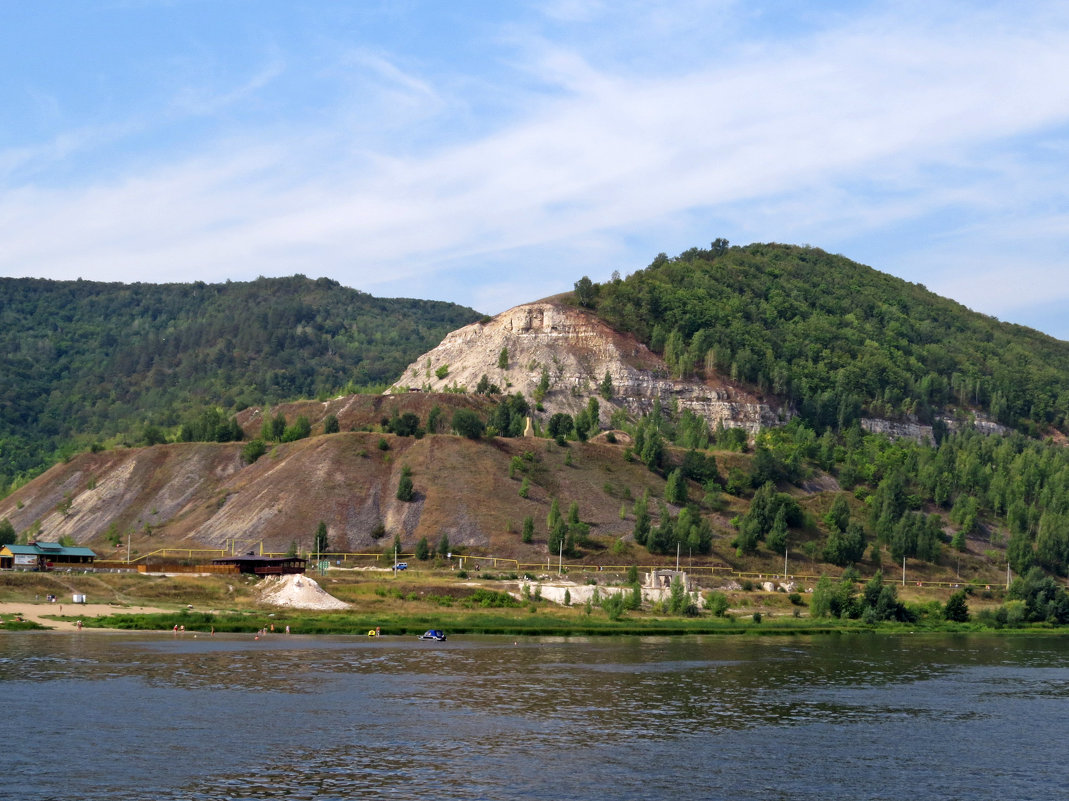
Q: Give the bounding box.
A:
[589,242,1069,435]
[0,275,482,489]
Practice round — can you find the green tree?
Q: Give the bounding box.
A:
[667,575,690,615]
[451,408,484,439]
[632,492,651,548]
[437,533,450,558]
[415,536,430,560]
[0,518,15,546]
[314,520,329,555]
[766,506,789,554]
[547,413,574,441]
[271,412,287,441]
[522,516,534,543]
[665,468,687,505]
[599,370,614,400]
[574,275,595,307]
[519,476,530,498]
[824,494,851,533]
[824,521,866,566]
[944,589,970,622]
[497,347,509,369]
[533,366,550,403]
[323,414,340,434]
[281,415,311,442]
[547,498,561,532]
[241,439,267,464]
[396,465,414,501]
[427,404,442,434]
[548,518,567,557]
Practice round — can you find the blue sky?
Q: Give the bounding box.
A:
[2,1,1068,340]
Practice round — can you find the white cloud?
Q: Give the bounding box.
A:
[1,2,1068,338]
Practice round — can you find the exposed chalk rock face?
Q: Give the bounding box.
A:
[861,415,1009,443]
[389,302,783,434]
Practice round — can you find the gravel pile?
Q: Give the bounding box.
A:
[258,574,349,610]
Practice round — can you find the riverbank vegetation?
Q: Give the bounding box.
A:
[2,568,1065,636]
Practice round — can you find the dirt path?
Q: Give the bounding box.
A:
[0,602,173,631]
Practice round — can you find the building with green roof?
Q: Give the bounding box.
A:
[0,541,96,570]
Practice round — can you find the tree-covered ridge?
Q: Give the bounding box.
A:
[0,275,481,489]
[592,243,1069,434]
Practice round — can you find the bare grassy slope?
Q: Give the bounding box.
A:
[0,416,669,561]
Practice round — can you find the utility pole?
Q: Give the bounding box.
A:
[676,542,680,572]
[784,546,788,581]
[902,554,906,587]
[127,533,131,564]
[558,539,563,576]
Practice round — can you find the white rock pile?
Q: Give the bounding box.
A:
[258,574,349,610]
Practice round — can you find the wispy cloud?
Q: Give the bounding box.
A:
[1,1,1067,338]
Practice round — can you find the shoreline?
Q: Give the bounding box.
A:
[0,602,174,631]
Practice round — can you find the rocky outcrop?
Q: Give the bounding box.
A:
[389,302,783,434]
[861,415,1009,443]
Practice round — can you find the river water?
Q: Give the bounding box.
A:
[1,632,1066,800]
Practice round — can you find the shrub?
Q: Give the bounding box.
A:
[706,591,730,617]
[241,439,267,464]
[452,408,485,439]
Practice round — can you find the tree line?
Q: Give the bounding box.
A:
[0,275,480,493]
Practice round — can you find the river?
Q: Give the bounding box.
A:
[1,632,1066,800]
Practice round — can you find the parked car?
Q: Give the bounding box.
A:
[394,562,408,570]
[418,629,446,641]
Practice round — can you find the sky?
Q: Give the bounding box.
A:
[2,1,1068,340]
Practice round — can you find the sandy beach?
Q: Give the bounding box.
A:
[0,602,173,631]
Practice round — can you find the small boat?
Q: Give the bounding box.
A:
[418,629,447,641]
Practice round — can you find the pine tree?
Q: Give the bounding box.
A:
[632,492,651,548]
[944,589,970,622]
[415,537,430,560]
[766,506,789,553]
[665,468,687,505]
[396,465,414,501]
[314,520,329,555]
[599,370,613,400]
[547,498,561,532]
[522,516,534,543]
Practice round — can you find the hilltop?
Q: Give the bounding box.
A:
[0,275,481,490]
[590,242,1069,436]
[387,301,779,433]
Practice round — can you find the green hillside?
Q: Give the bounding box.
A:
[0,275,481,490]
[590,242,1069,434]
